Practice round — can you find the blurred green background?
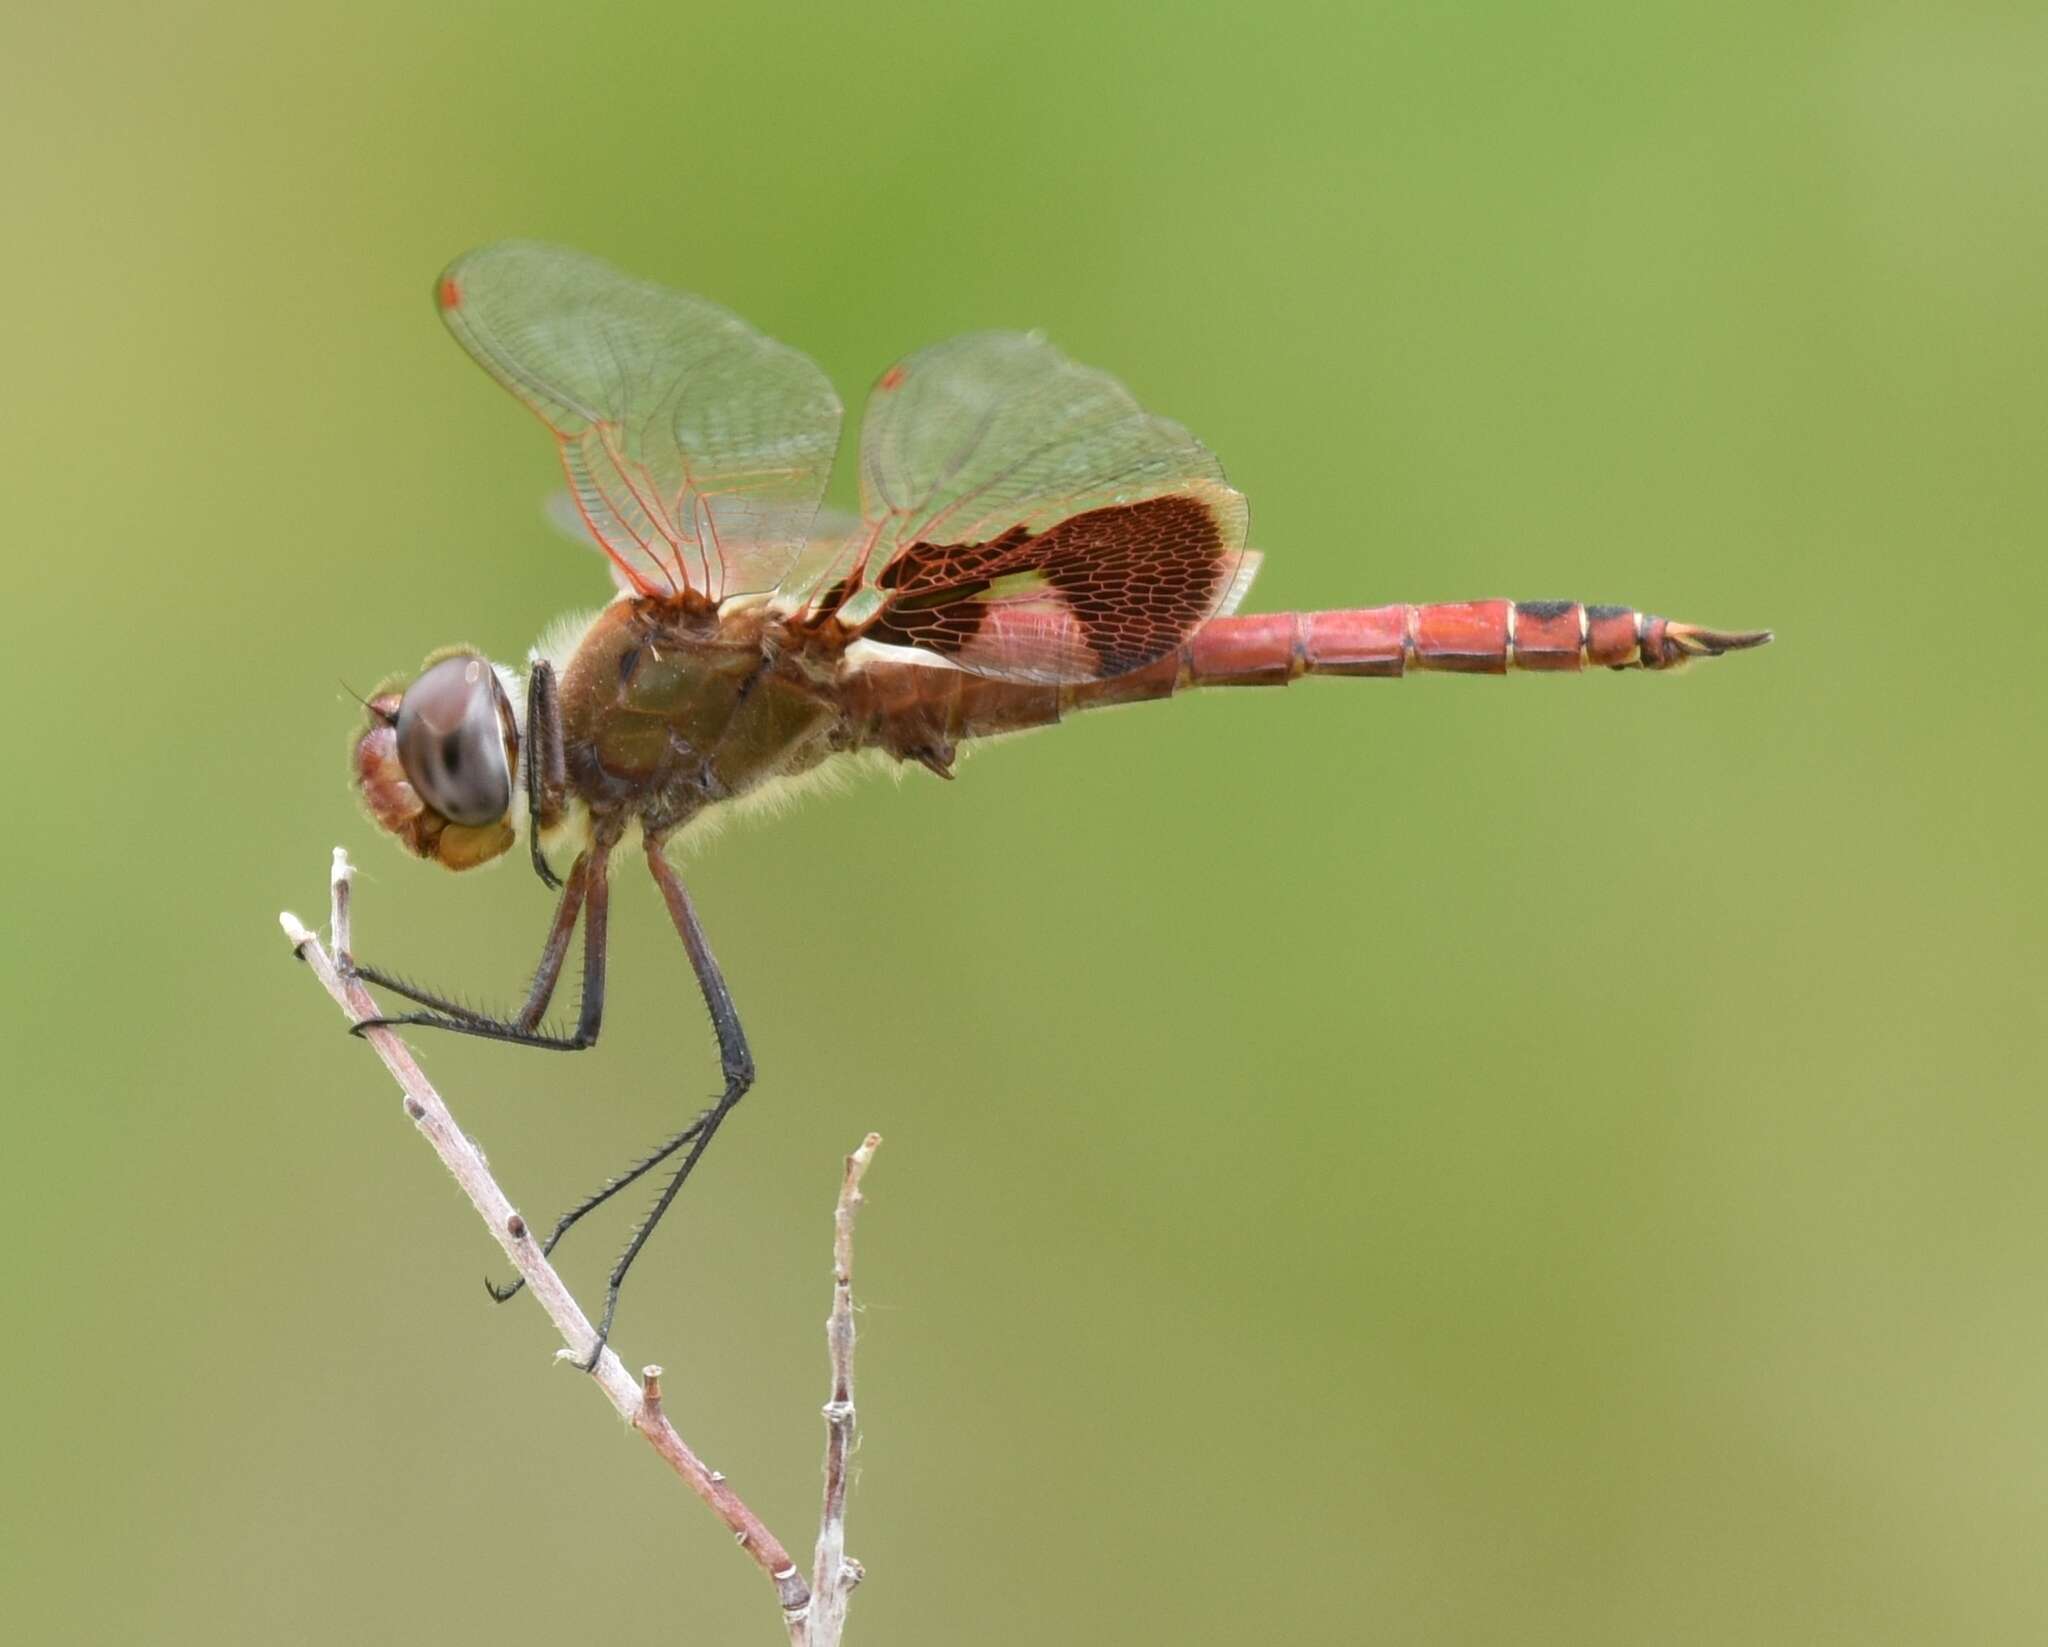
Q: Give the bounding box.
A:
[5,1,2044,1641]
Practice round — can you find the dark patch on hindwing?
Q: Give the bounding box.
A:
[863,493,1227,677]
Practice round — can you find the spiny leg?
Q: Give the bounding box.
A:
[576,837,758,1371]
[348,847,607,1050]
[483,1111,713,1303]
[348,850,588,1030]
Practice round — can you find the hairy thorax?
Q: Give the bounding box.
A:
[557,599,843,839]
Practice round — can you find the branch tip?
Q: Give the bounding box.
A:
[329,848,354,959]
[808,1130,883,1642]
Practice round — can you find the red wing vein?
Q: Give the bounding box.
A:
[561,478,658,596]
[690,491,721,596]
[580,438,675,597]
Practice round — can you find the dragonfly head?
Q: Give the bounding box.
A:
[351,650,520,871]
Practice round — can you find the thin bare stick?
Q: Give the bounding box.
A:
[281,848,812,1627]
[808,1133,881,1647]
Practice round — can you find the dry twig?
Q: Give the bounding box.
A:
[810,1133,881,1638]
[281,848,881,1644]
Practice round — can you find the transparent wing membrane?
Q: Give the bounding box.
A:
[438,243,842,602]
[806,331,1248,683]
[444,251,1246,674]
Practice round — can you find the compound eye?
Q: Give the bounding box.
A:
[394,656,512,826]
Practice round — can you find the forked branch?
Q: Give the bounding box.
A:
[280,849,881,1645]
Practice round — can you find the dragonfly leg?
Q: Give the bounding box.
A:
[347,846,606,1050]
[524,659,568,892]
[571,838,757,1371]
[483,1112,713,1303]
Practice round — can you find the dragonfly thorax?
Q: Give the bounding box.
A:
[550,599,843,843]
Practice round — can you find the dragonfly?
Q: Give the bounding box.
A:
[347,241,1769,1366]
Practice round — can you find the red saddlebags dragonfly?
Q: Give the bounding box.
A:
[347,241,1769,1365]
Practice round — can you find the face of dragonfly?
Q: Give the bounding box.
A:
[352,651,521,871]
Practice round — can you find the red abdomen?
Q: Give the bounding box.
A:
[1178,600,1770,684]
[850,600,1769,759]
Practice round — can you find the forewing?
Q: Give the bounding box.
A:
[438,243,842,602]
[549,490,862,599]
[809,332,1247,682]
